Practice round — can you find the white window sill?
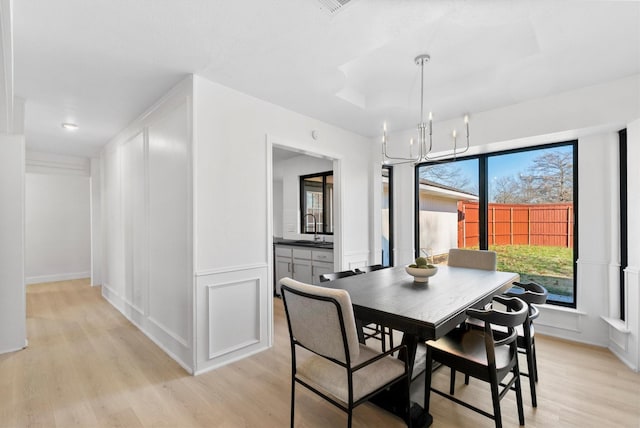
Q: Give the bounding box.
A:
[601,316,631,334]
[538,304,586,316]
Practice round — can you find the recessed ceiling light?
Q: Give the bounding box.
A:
[61,122,79,130]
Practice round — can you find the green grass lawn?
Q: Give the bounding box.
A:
[489,244,574,298]
[490,244,573,278]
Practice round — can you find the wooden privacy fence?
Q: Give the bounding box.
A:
[458,202,574,248]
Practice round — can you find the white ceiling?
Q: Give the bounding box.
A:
[13,0,640,158]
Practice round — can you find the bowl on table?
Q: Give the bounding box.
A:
[405,265,438,283]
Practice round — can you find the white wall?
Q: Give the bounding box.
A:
[90,158,102,286]
[25,172,91,284]
[272,178,284,238]
[379,74,640,368]
[0,135,26,354]
[192,75,372,374]
[417,195,459,257]
[611,118,640,370]
[100,78,193,372]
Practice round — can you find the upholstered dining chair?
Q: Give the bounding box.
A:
[280,278,412,428]
[320,269,392,352]
[354,264,385,274]
[353,264,393,350]
[319,270,357,282]
[447,248,497,271]
[424,295,528,428]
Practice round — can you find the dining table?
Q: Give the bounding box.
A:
[322,264,519,427]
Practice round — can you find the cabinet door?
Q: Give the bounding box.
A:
[292,258,313,284]
[274,256,292,296]
[312,262,334,285]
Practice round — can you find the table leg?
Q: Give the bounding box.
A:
[369,333,433,427]
[355,319,366,344]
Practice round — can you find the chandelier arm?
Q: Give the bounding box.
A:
[380,53,471,165]
[424,136,470,160]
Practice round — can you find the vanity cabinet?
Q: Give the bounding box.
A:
[311,250,333,284]
[274,244,333,295]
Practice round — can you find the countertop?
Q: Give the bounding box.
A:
[273,238,333,250]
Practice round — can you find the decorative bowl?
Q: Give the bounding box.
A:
[405,265,438,283]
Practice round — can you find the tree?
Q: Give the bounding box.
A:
[526,151,573,202]
[493,176,523,203]
[419,163,477,195]
[491,150,573,204]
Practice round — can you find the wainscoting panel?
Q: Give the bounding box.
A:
[343,250,370,271]
[195,264,270,375]
[207,278,261,359]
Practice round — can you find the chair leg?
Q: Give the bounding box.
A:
[464,373,470,385]
[449,368,456,395]
[514,364,525,426]
[290,380,295,428]
[406,374,413,428]
[525,337,538,407]
[532,338,539,382]
[424,347,434,413]
[347,409,352,428]
[380,325,386,352]
[489,370,502,428]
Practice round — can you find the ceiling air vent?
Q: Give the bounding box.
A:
[316,0,354,15]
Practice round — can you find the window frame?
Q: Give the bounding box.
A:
[299,170,333,235]
[382,165,394,267]
[619,129,628,321]
[414,140,578,308]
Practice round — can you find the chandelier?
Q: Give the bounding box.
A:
[381,54,470,165]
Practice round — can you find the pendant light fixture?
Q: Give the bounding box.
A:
[381,54,470,165]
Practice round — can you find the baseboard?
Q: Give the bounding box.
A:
[0,340,28,355]
[101,282,194,374]
[26,271,90,285]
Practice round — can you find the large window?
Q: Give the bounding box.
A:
[416,142,577,307]
[382,166,394,266]
[300,171,333,235]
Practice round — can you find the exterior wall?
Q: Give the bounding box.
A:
[377,74,640,368]
[417,194,459,257]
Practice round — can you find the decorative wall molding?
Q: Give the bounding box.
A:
[195,263,268,277]
[194,265,270,376]
[148,316,190,348]
[26,151,91,176]
[206,277,261,359]
[102,282,194,373]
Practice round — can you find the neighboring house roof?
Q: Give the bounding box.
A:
[418,178,479,202]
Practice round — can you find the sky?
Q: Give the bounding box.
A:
[421,144,573,200]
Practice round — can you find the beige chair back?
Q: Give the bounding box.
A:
[448,248,497,271]
[280,277,360,364]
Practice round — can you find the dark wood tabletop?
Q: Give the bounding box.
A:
[322,265,519,427]
[322,265,519,340]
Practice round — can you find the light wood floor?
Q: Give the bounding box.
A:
[1,279,639,427]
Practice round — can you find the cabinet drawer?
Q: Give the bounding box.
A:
[312,250,333,262]
[275,246,293,257]
[293,249,312,260]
